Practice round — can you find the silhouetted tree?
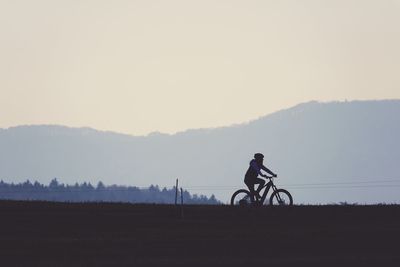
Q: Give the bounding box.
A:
[0,179,220,204]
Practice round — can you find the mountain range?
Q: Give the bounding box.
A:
[1,100,399,204]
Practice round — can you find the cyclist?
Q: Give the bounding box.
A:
[244,153,277,201]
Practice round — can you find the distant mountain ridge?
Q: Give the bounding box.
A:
[1,100,400,204]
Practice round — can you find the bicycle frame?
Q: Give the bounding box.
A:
[256,178,280,204]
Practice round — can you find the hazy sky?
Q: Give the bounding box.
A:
[1,0,399,135]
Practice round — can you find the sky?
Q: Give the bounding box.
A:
[1,0,399,135]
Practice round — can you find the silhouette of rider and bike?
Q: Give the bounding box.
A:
[231,153,293,206]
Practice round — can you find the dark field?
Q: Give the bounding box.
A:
[0,201,399,266]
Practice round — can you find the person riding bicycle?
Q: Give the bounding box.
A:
[244,153,277,201]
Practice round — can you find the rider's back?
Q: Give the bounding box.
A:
[245,159,259,180]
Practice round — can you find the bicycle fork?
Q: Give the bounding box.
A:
[272,185,283,204]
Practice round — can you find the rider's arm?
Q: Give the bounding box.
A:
[261,165,276,176]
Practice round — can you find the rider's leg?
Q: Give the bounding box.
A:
[244,180,256,202]
[254,178,265,196]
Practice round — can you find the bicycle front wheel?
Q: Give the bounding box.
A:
[230,189,252,206]
[269,189,293,206]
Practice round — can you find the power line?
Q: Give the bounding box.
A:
[184,184,400,191]
[0,179,400,194]
[183,179,400,189]
[281,179,400,186]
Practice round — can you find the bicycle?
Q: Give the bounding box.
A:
[230,176,293,206]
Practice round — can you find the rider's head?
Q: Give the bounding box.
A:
[254,153,264,164]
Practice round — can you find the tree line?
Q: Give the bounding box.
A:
[0,178,219,204]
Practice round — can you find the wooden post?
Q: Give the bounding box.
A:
[180,187,184,205]
[180,187,184,219]
[175,179,178,205]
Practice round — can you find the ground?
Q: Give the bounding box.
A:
[0,201,399,266]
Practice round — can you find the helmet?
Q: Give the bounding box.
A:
[254,153,264,160]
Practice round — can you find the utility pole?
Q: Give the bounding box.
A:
[180,187,184,205]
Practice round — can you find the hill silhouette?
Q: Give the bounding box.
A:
[0,201,399,266]
[1,100,399,203]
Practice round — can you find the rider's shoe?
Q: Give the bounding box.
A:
[252,200,262,207]
[250,193,261,206]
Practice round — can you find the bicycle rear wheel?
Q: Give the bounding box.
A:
[230,189,252,206]
[269,189,293,206]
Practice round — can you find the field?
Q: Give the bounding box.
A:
[0,201,399,266]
